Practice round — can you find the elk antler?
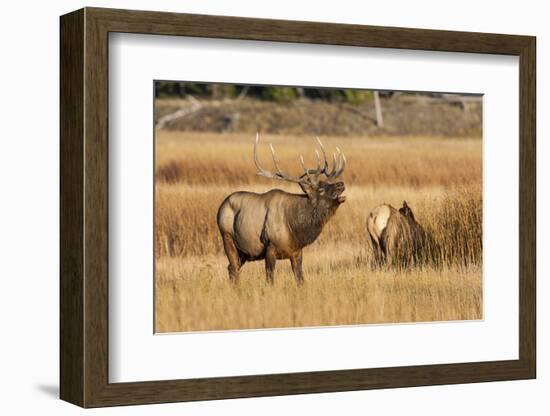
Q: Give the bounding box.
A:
[253,133,346,184]
[314,136,346,180]
[254,133,306,183]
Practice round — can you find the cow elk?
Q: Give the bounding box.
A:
[367,201,438,268]
[217,133,346,285]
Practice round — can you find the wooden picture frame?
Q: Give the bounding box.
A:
[60,7,536,408]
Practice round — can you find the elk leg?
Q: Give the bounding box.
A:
[379,237,388,265]
[290,252,304,286]
[265,246,277,284]
[222,233,242,283]
[369,235,384,267]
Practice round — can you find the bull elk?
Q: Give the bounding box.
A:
[367,201,438,268]
[217,133,346,285]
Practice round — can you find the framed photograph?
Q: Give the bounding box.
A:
[60,7,536,408]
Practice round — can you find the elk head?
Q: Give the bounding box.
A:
[253,133,347,208]
[399,201,416,222]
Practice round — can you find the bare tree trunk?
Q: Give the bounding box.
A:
[156,95,202,129]
[237,85,249,101]
[373,91,384,127]
[210,84,221,99]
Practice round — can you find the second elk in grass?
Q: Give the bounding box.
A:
[367,201,439,269]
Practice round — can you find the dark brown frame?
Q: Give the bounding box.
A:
[60,7,536,408]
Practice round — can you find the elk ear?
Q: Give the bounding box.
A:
[299,181,317,199]
[402,201,415,220]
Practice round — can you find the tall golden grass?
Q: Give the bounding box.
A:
[154,131,482,332]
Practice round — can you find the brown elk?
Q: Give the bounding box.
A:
[367,201,436,268]
[217,133,346,285]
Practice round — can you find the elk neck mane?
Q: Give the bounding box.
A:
[285,192,338,248]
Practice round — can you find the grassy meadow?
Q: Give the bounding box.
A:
[155,131,482,332]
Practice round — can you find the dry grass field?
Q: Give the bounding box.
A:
[155,131,482,332]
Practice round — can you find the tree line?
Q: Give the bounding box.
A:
[154,81,379,105]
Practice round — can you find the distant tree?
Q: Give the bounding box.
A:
[261,87,297,103]
[343,89,373,105]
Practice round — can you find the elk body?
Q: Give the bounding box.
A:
[217,134,346,285]
[367,201,436,268]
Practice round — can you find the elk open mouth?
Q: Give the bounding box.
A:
[334,182,346,203]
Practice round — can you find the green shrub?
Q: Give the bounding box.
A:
[261,87,297,103]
